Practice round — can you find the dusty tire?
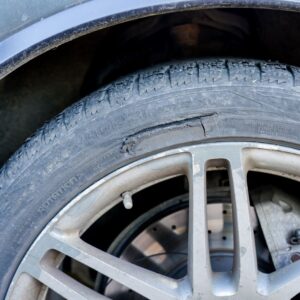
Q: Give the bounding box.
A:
[1,58,300,297]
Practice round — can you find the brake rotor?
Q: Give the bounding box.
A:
[99,194,236,299]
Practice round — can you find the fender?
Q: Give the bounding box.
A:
[1,0,300,80]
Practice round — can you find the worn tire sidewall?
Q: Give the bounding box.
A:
[2,59,300,297]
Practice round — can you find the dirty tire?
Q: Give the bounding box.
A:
[1,58,300,297]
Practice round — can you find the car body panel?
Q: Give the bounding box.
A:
[1,0,300,79]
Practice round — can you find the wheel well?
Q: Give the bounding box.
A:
[0,8,300,166]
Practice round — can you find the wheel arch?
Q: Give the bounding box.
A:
[1,0,300,80]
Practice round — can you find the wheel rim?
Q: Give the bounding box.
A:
[6,142,300,299]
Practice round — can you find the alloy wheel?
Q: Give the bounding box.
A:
[6,142,300,299]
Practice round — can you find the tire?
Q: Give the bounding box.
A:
[1,58,300,298]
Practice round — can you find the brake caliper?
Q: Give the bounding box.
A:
[252,186,300,269]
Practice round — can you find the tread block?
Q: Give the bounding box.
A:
[260,63,293,86]
[228,61,260,83]
[197,60,228,84]
[169,62,198,87]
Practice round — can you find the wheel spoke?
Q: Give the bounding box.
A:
[188,150,212,298]
[265,260,300,299]
[227,146,258,296]
[24,251,107,300]
[32,264,108,300]
[45,233,181,300]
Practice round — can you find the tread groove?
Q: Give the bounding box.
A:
[0,58,299,191]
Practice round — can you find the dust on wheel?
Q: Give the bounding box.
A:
[3,59,300,299]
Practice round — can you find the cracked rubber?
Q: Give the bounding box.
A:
[2,58,300,297]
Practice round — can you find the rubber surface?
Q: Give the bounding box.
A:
[2,58,300,297]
